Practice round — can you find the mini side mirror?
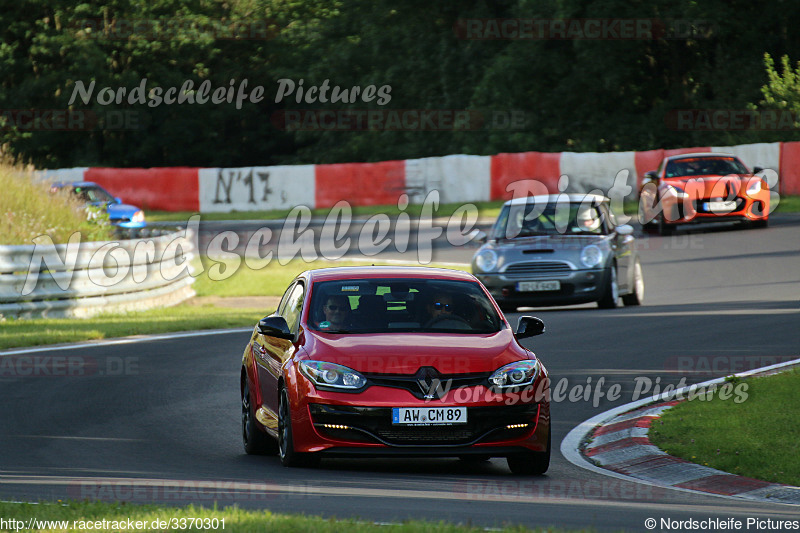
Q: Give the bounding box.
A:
[752,166,764,174]
[515,316,545,339]
[471,229,488,243]
[114,197,122,204]
[257,316,293,340]
[644,171,657,180]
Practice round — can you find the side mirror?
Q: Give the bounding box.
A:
[257,316,293,340]
[616,224,634,236]
[515,316,545,339]
[471,229,488,244]
[114,197,122,204]
[752,166,764,174]
[643,171,657,181]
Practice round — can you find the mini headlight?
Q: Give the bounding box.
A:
[489,360,540,389]
[132,210,145,223]
[299,361,366,390]
[474,249,498,272]
[580,245,603,268]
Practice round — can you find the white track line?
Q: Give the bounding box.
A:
[0,328,253,357]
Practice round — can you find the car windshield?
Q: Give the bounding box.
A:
[665,157,748,177]
[72,185,115,204]
[493,200,607,239]
[307,278,503,334]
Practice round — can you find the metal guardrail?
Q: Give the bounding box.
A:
[0,229,196,319]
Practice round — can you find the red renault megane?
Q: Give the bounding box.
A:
[240,266,551,474]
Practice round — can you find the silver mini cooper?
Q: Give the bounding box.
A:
[472,194,644,311]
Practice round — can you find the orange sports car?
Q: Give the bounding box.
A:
[638,153,770,235]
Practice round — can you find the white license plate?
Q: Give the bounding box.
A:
[392,407,467,425]
[704,201,736,213]
[517,280,560,292]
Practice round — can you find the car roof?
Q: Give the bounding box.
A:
[666,152,737,162]
[51,181,101,188]
[503,193,608,207]
[304,266,477,283]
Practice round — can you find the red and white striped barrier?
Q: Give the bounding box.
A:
[37,141,799,212]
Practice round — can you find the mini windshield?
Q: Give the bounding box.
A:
[493,200,606,239]
[665,157,748,177]
[72,185,115,204]
[307,278,503,334]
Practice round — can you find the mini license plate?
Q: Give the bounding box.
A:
[704,200,737,213]
[517,280,560,292]
[392,407,467,425]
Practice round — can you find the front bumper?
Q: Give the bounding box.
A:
[112,220,147,229]
[661,193,769,226]
[286,379,550,456]
[476,267,609,307]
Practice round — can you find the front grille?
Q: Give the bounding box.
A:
[503,261,573,279]
[376,427,479,444]
[365,372,490,400]
[310,404,539,446]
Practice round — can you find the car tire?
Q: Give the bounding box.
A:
[658,214,673,236]
[621,259,644,306]
[597,266,619,309]
[751,218,769,229]
[242,380,278,455]
[278,387,319,468]
[506,429,550,475]
[638,197,656,233]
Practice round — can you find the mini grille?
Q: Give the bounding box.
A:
[504,261,572,274]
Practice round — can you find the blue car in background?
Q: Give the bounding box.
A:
[50,181,147,229]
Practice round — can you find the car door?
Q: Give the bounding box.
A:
[255,281,304,423]
[605,205,633,292]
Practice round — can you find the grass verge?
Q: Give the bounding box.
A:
[0,166,114,244]
[0,501,586,533]
[648,370,800,486]
[146,200,506,222]
[0,306,265,350]
[192,258,468,298]
[0,259,469,350]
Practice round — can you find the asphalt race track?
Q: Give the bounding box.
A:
[2,215,799,531]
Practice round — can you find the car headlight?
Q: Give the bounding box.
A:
[580,245,603,268]
[747,178,763,195]
[474,249,498,272]
[489,360,540,388]
[299,361,366,390]
[665,184,687,198]
[132,210,145,223]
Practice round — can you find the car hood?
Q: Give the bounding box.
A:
[302,328,531,374]
[106,202,141,219]
[663,175,752,195]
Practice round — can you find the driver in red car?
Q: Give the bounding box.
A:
[318,295,352,331]
[423,292,455,327]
